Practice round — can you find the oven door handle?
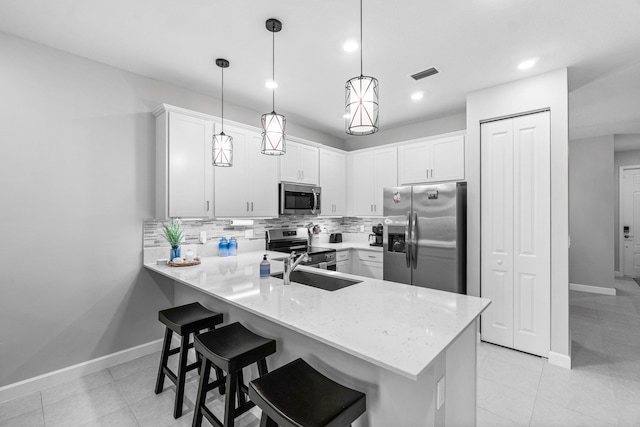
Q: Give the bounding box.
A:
[311,189,318,215]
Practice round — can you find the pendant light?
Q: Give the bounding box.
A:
[212,58,233,167]
[261,18,286,155]
[345,0,379,135]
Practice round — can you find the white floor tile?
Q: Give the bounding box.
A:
[477,376,536,426]
[476,407,526,427]
[77,407,139,427]
[0,393,41,423]
[530,397,614,427]
[41,369,114,406]
[0,408,44,427]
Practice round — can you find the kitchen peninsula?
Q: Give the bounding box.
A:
[145,252,490,426]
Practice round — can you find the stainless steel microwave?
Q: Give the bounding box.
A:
[279,183,321,215]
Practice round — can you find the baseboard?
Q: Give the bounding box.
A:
[0,339,163,404]
[615,271,622,277]
[569,283,616,296]
[548,351,572,369]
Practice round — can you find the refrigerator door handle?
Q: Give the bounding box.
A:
[405,211,411,268]
[411,211,418,269]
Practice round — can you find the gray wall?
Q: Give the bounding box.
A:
[466,69,571,360]
[0,32,341,387]
[569,136,614,288]
[343,112,466,151]
[614,142,640,272]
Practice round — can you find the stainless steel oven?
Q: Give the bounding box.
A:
[266,228,336,270]
[279,183,321,215]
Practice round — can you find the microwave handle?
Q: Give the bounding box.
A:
[311,189,318,214]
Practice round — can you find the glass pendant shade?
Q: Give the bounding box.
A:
[345,75,379,135]
[212,131,233,167]
[261,111,286,155]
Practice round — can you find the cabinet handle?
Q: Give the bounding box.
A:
[302,171,304,180]
[246,202,249,212]
[426,169,429,177]
[251,202,254,211]
[207,201,210,211]
[368,255,376,259]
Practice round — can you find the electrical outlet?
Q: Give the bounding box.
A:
[244,229,254,239]
[436,376,445,410]
[360,225,365,232]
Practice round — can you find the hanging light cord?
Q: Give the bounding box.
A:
[272,25,276,112]
[360,0,363,77]
[221,65,225,133]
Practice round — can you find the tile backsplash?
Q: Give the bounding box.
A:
[143,216,385,248]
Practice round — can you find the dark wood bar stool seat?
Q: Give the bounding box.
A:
[193,322,276,427]
[249,358,366,427]
[155,302,224,418]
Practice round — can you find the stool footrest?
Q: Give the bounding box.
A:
[205,377,226,393]
[162,367,177,385]
[201,405,223,427]
[168,341,194,356]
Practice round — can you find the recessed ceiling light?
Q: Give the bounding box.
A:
[265,80,278,89]
[343,40,358,52]
[411,92,424,100]
[518,58,537,70]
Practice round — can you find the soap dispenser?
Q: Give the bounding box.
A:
[260,254,270,277]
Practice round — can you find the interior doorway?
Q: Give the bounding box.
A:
[620,166,640,277]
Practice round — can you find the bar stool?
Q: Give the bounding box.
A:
[155,302,224,418]
[249,358,366,427]
[193,322,276,427]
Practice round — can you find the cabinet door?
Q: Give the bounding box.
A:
[168,112,214,218]
[320,149,346,216]
[248,132,279,217]
[350,152,376,216]
[373,147,398,216]
[336,260,350,273]
[359,260,383,279]
[398,141,430,185]
[430,135,465,182]
[214,126,249,217]
[299,144,319,185]
[279,140,301,183]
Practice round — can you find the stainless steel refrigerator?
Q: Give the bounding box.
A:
[383,182,466,293]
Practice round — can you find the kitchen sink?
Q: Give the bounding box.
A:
[271,270,362,291]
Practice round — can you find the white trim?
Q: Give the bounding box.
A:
[569,283,616,295]
[615,270,622,277]
[619,165,640,275]
[548,351,572,369]
[0,339,163,404]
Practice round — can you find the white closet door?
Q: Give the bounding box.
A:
[512,112,550,356]
[480,111,551,357]
[481,119,515,348]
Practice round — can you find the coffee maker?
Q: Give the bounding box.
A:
[369,223,383,247]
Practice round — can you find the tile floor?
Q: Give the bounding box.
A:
[1,277,639,426]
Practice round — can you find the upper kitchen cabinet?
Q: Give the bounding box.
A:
[398,134,465,185]
[214,125,279,218]
[319,148,347,216]
[348,146,397,216]
[154,104,214,219]
[280,140,319,185]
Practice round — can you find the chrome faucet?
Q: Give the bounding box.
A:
[283,251,310,285]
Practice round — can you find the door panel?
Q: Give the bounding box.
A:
[512,112,550,356]
[383,186,412,284]
[622,168,640,277]
[481,119,514,348]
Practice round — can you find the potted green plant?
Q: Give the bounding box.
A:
[163,220,184,260]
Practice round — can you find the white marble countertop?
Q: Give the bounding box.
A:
[323,242,383,252]
[144,251,490,380]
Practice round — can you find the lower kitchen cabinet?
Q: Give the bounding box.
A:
[350,249,383,280]
[336,249,350,273]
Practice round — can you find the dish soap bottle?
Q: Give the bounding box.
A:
[260,254,270,277]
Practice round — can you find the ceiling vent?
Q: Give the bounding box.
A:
[411,67,439,81]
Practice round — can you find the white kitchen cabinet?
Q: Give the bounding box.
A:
[319,149,347,216]
[354,250,383,279]
[348,147,397,216]
[280,140,319,185]
[398,134,465,184]
[214,124,279,217]
[336,249,351,273]
[154,104,214,219]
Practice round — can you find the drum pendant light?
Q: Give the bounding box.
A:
[212,58,233,167]
[261,18,286,155]
[345,0,379,135]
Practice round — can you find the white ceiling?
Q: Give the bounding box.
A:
[1,0,640,142]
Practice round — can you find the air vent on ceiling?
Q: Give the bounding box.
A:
[411,67,439,81]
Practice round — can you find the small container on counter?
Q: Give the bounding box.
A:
[228,237,238,256]
[218,237,229,257]
[260,254,271,277]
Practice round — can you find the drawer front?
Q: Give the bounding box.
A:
[336,251,350,262]
[357,250,383,263]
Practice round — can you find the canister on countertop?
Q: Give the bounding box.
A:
[218,237,229,257]
[260,254,270,277]
[228,237,238,256]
